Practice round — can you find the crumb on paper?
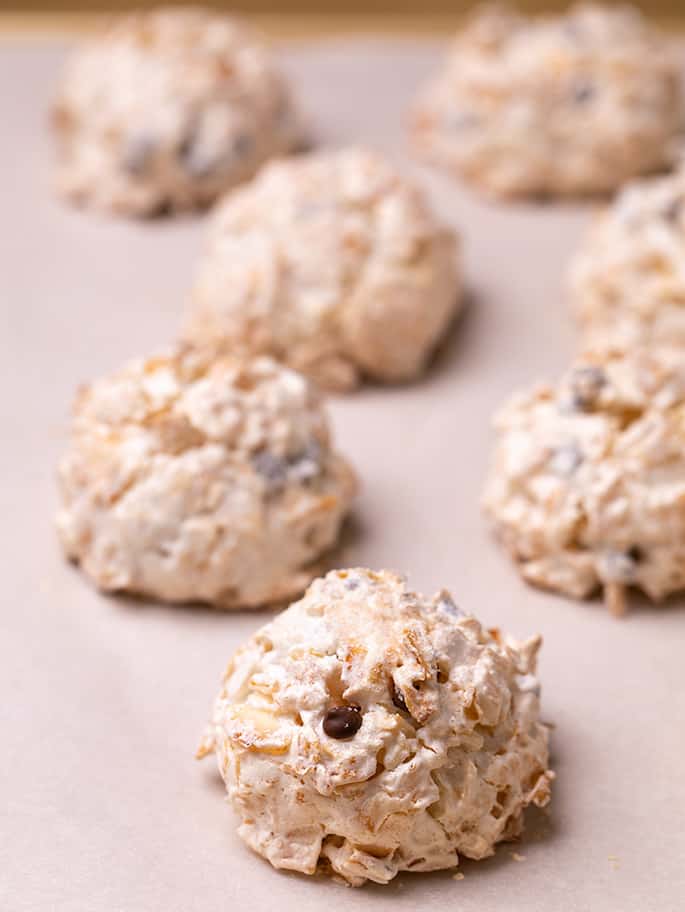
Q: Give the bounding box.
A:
[452,871,465,881]
[511,852,526,862]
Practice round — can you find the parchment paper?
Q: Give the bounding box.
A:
[1,38,684,912]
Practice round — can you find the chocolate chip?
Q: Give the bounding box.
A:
[390,680,408,713]
[627,545,644,563]
[122,134,157,176]
[288,440,321,484]
[179,130,253,179]
[571,80,595,104]
[322,705,362,739]
[566,366,607,411]
[145,197,172,219]
[663,198,683,224]
[178,129,224,179]
[252,451,287,489]
[254,442,322,492]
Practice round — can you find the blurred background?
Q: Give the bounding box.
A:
[1,0,684,34]
[0,0,682,11]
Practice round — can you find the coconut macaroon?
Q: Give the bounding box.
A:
[51,7,302,216]
[570,167,685,352]
[56,350,356,608]
[410,3,684,199]
[483,349,685,616]
[182,147,461,391]
[198,568,553,886]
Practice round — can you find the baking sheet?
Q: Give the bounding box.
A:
[1,38,684,912]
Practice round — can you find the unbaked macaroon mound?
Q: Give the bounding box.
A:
[198,568,553,885]
[51,7,302,216]
[182,147,461,391]
[410,3,684,198]
[483,348,685,615]
[56,349,356,608]
[570,166,685,352]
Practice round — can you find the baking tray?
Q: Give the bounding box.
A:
[1,38,684,912]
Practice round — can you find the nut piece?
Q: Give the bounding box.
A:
[56,348,357,608]
[200,568,553,885]
[410,4,684,198]
[182,147,462,391]
[51,8,302,216]
[483,348,685,613]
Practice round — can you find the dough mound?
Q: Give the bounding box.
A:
[56,350,356,608]
[410,3,684,198]
[182,147,461,391]
[483,349,685,615]
[570,167,685,352]
[52,8,302,216]
[199,568,553,885]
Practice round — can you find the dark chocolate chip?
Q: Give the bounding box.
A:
[144,197,172,219]
[567,365,607,411]
[390,679,408,713]
[253,442,322,492]
[322,705,362,739]
[663,198,683,224]
[179,130,253,179]
[627,545,644,563]
[178,130,221,179]
[252,451,287,489]
[571,80,595,104]
[288,440,322,484]
[122,134,157,176]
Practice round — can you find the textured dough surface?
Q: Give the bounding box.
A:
[410,3,684,198]
[183,147,461,391]
[199,568,553,885]
[52,7,302,216]
[483,349,685,613]
[570,166,685,352]
[56,349,356,608]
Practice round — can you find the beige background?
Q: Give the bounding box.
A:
[1,37,684,912]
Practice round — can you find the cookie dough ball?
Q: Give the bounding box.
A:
[483,349,685,615]
[570,167,685,352]
[52,8,302,216]
[198,568,553,885]
[182,148,461,391]
[56,350,356,608]
[410,4,684,198]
